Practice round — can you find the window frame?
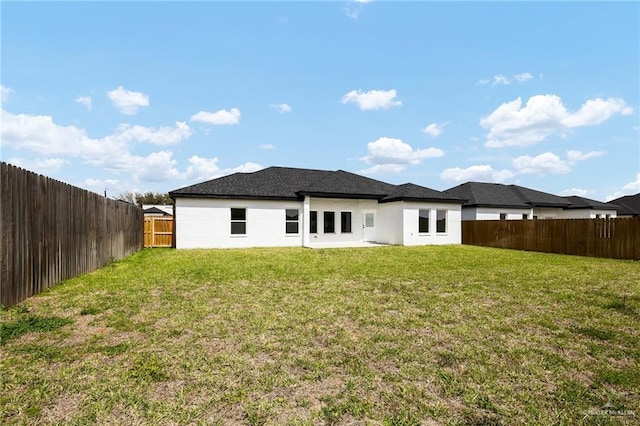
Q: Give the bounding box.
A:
[310,211,318,234]
[340,211,352,233]
[436,209,447,234]
[285,208,299,235]
[230,207,247,235]
[324,211,335,233]
[418,209,430,234]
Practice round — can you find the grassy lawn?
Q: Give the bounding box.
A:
[1,245,639,425]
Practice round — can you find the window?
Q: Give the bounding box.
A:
[230,208,246,235]
[324,211,335,233]
[522,213,528,220]
[365,213,374,228]
[310,211,318,233]
[286,209,299,234]
[419,209,430,233]
[436,209,447,233]
[500,213,507,220]
[341,212,352,233]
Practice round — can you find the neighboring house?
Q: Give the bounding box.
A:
[143,205,173,217]
[607,193,640,217]
[168,166,465,249]
[445,182,617,220]
[560,196,617,219]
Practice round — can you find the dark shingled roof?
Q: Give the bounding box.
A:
[169,166,465,204]
[445,182,531,208]
[445,182,575,208]
[562,196,617,210]
[607,193,640,216]
[381,183,464,203]
[510,185,571,208]
[143,206,172,215]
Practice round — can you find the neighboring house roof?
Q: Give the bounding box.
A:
[562,196,617,211]
[169,166,465,204]
[142,205,173,215]
[607,193,640,216]
[144,206,172,215]
[510,185,571,208]
[444,181,600,209]
[445,182,538,208]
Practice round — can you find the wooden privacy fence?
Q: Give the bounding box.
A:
[144,217,173,248]
[462,217,640,260]
[1,162,144,307]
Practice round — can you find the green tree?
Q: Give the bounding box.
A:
[118,191,173,206]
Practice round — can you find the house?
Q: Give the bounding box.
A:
[143,205,173,217]
[168,166,466,249]
[445,182,617,220]
[560,196,617,219]
[607,193,640,217]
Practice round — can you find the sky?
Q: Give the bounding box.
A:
[1,1,639,202]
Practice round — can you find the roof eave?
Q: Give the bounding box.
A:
[380,197,466,204]
[170,193,300,202]
[297,191,384,200]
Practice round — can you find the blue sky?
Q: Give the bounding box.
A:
[1,1,638,201]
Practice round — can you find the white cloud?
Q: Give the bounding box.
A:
[1,85,14,102]
[513,72,533,83]
[131,151,181,183]
[559,188,590,197]
[270,103,292,113]
[360,137,444,173]
[0,110,193,170]
[8,157,68,175]
[184,156,263,182]
[479,72,534,86]
[440,165,515,183]
[259,144,275,150]
[190,108,241,125]
[562,98,633,128]
[341,89,401,110]
[441,149,606,184]
[493,74,511,85]
[513,152,571,175]
[606,174,640,201]
[481,95,633,148]
[1,109,101,157]
[623,173,640,192]
[345,0,371,19]
[360,164,407,174]
[0,106,258,186]
[228,162,264,174]
[566,150,605,162]
[75,95,92,110]
[423,122,446,138]
[107,86,149,115]
[116,121,191,145]
[184,155,220,182]
[80,178,126,196]
[0,109,197,177]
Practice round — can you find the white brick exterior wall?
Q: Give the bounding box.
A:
[175,196,463,248]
